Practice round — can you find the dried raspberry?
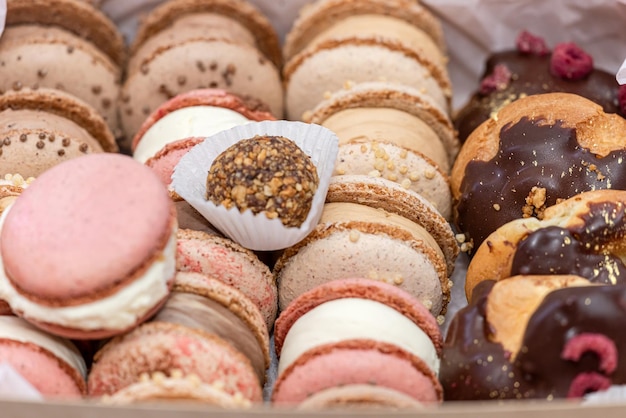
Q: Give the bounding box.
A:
[618,85,626,116]
[561,333,617,374]
[550,42,593,81]
[567,372,611,398]
[479,64,512,95]
[516,31,550,56]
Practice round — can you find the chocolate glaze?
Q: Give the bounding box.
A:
[456,118,626,250]
[454,50,622,143]
[511,201,626,285]
[442,281,626,400]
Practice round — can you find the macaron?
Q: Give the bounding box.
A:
[451,92,626,251]
[2,0,126,140]
[174,199,223,236]
[465,189,626,300]
[152,271,270,384]
[145,137,205,188]
[283,0,447,65]
[133,88,276,164]
[272,278,443,405]
[0,88,117,178]
[176,229,278,329]
[325,175,459,275]
[88,272,266,402]
[305,81,458,172]
[101,371,252,408]
[274,201,450,317]
[0,153,177,339]
[284,37,451,121]
[0,315,87,398]
[296,384,424,411]
[120,0,284,138]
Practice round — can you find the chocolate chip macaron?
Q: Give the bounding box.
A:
[465,189,626,300]
[1,0,126,141]
[275,175,456,317]
[0,88,117,178]
[120,0,284,139]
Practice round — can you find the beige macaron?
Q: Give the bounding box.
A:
[121,0,284,138]
[284,0,447,67]
[274,201,451,318]
[306,81,459,171]
[2,0,125,140]
[284,37,452,121]
[326,175,458,275]
[0,88,117,178]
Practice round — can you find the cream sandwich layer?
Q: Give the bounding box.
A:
[133,106,251,163]
[322,107,449,172]
[277,298,440,376]
[322,202,445,262]
[309,14,446,69]
[0,206,177,330]
[0,316,87,378]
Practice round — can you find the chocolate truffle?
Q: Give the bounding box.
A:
[206,135,319,227]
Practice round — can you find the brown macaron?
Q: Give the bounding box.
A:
[0,88,117,178]
[2,0,125,139]
[465,189,626,300]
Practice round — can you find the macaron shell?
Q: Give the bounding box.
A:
[284,38,452,120]
[1,153,172,302]
[306,81,458,164]
[326,175,458,274]
[176,229,278,329]
[0,88,117,153]
[0,25,121,135]
[145,137,205,186]
[334,142,452,219]
[283,0,447,61]
[172,271,271,371]
[272,339,442,404]
[0,339,85,398]
[274,221,449,316]
[121,39,283,138]
[7,0,126,67]
[174,201,224,236]
[131,0,282,69]
[296,384,424,410]
[88,321,262,402]
[132,88,276,151]
[274,278,442,356]
[102,375,252,407]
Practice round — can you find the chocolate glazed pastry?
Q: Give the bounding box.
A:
[454,31,624,143]
[442,280,626,400]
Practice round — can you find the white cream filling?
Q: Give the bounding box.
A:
[0,206,177,331]
[133,106,252,163]
[0,316,87,378]
[277,298,440,376]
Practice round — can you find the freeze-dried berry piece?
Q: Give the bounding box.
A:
[550,42,593,81]
[479,64,512,94]
[561,333,617,374]
[567,372,612,398]
[516,30,550,56]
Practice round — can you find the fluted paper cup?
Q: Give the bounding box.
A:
[171,120,339,251]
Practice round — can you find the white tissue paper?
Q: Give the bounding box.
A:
[0,363,43,401]
[172,120,338,251]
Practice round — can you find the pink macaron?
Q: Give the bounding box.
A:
[0,153,177,339]
[0,315,87,398]
[132,88,276,164]
[145,136,204,187]
[272,278,443,405]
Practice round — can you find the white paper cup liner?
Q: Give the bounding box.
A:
[172,120,339,251]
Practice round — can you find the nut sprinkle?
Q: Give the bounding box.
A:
[206,135,319,227]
